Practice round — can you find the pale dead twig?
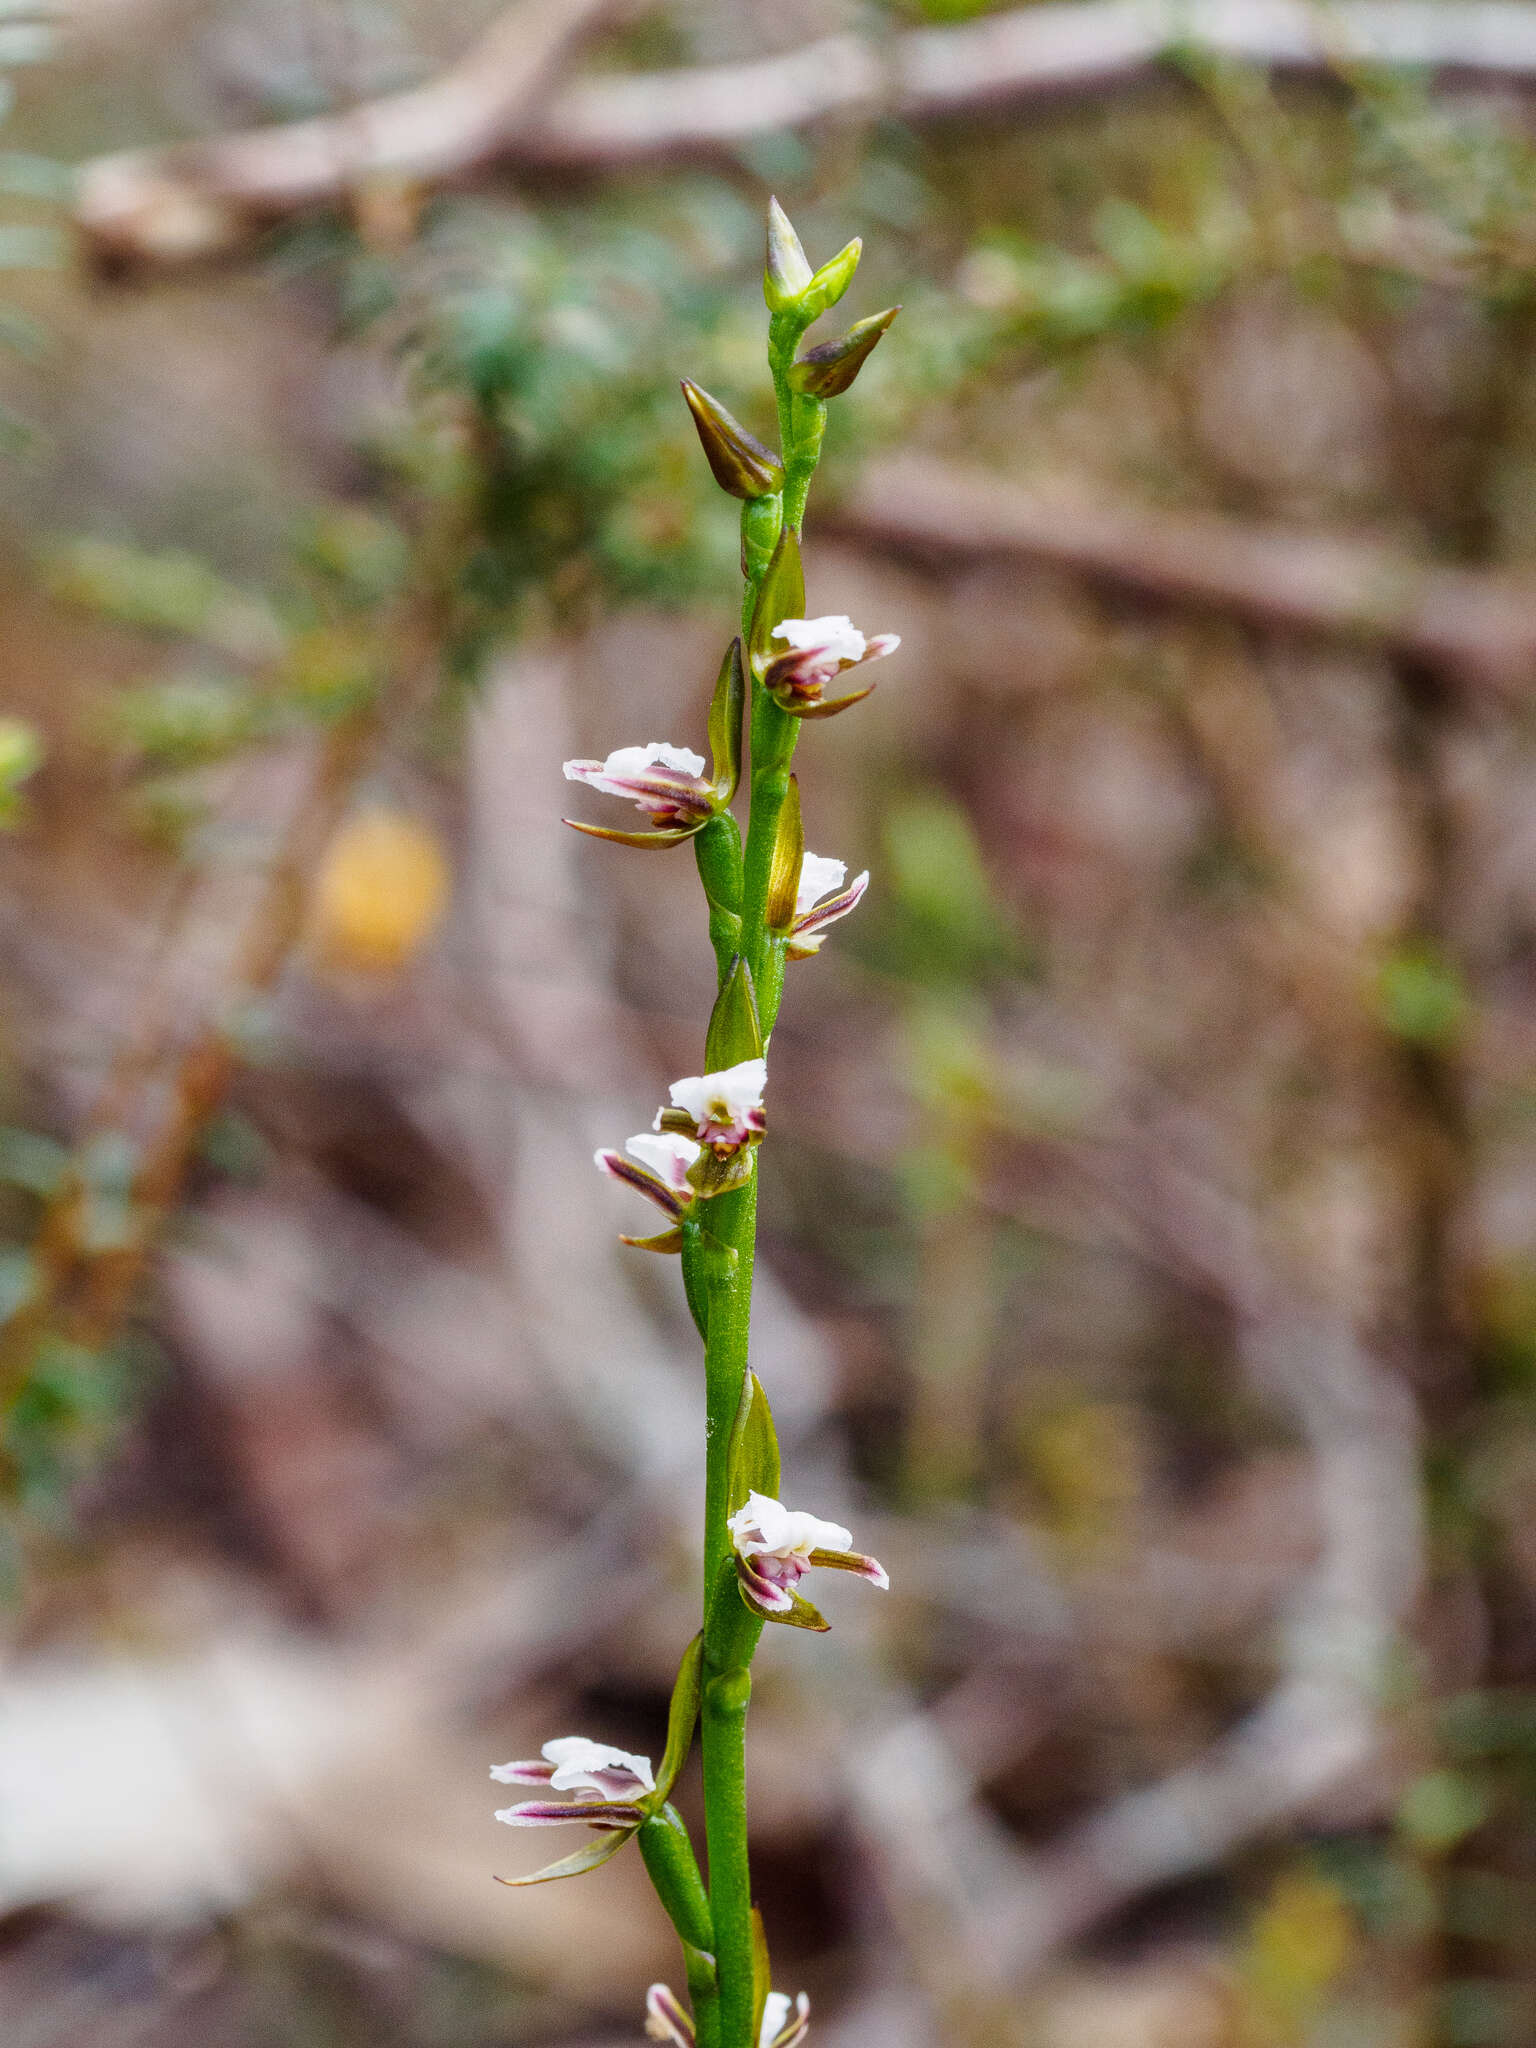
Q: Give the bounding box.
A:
[833,456,1536,693]
[75,1,1536,267]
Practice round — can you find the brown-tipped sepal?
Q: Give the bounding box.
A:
[748,526,807,675]
[705,637,745,805]
[681,379,783,501]
[765,776,805,935]
[788,307,900,398]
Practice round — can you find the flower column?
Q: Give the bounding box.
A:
[496,202,900,2048]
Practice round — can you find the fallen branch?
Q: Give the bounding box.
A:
[76,0,619,265]
[76,1,1536,266]
[833,455,1536,690]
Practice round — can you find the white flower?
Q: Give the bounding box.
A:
[729,1489,889,1619]
[563,742,715,828]
[765,614,900,709]
[773,614,867,666]
[789,853,869,959]
[491,1735,653,1827]
[761,1991,811,2048]
[795,852,847,919]
[644,1984,809,2047]
[662,1056,767,1152]
[625,1130,701,1189]
[595,1130,702,1226]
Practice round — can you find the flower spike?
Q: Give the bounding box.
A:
[729,1490,888,1629]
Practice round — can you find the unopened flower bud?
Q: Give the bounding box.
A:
[796,237,862,326]
[764,196,813,311]
[787,307,899,398]
[681,380,783,501]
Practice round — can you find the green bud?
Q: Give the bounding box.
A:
[764,196,813,311]
[638,1808,713,1954]
[681,379,783,501]
[796,236,862,325]
[704,954,763,1070]
[788,306,900,398]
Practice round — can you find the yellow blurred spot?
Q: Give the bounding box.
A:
[1243,1870,1354,2033]
[310,809,450,975]
[1027,1401,1145,1555]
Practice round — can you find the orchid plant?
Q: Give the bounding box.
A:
[491,202,899,2047]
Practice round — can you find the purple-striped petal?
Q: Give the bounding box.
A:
[488,1758,557,1785]
[493,1799,646,1829]
[594,1149,685,1219]
[645,1982,696,2046]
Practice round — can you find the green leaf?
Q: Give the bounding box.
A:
[765,776,804,935]
[748,527,805,674]
[654,1633,704,1801]
[706,637,745,802]
[704,955,763,1070]
[0,1125,67,1197]
[727,1371,780,1514]
[493,1824,633,1888]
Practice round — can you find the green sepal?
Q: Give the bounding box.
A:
[687,1145,757,1200]
[764,774,804,935]
[704,954,764,1070]
[743,1576,830,1632]
[750,1907,772,2048]
[619,1225,684,1253]
[654,1633,705,1803]
[748,527,806,675]
[679,1213,710,1339]
[696,1225,740,1277]
[494,1824,631,1888]
[788,307,900,398]
[727,1370,781,1515]
[658,1106,701,1136]
[563,817,703,849]
[764,197,813,311]
[706,639,745,804]
[681,380,783,501]
[778,680,876,720]
[797,237,862,325]
[639,1804,714,1954]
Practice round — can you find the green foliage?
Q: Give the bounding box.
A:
[1376,942,1469,1047]
[0,712,41,822]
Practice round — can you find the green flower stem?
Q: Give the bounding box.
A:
[687,301,827,2048]
[701,1663,754,2048]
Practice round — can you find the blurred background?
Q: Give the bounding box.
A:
[4,2,1536,2043]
